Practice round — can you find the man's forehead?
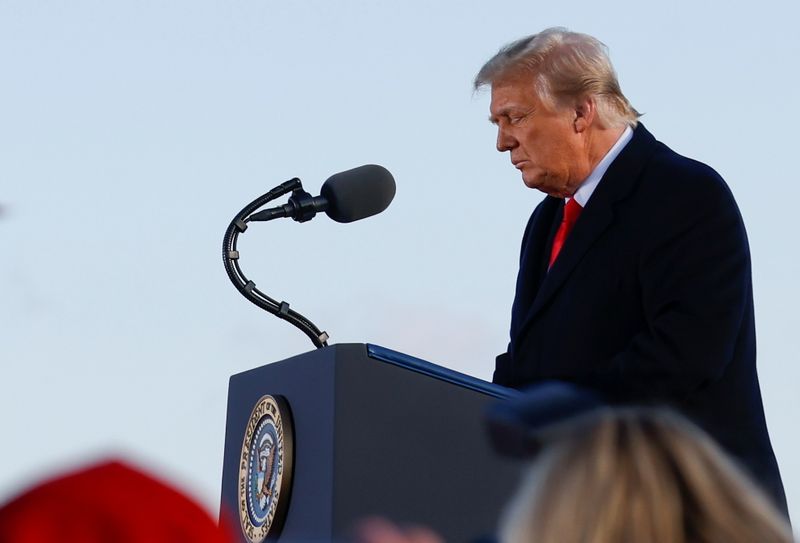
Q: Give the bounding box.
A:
[491,69,538,92]
[490,79,540,114]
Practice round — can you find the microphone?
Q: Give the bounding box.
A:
[249,164,396,223]
[223,164,395,348]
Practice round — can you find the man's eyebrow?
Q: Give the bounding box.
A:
[488,108,521,124]
[490,106,535,124]
[488,107,513,124]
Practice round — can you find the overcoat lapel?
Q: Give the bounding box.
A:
[509,196,561,340]
[515,124,661,339]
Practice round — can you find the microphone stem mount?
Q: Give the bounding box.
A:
[248,187,328,223]
[222,178,330,349]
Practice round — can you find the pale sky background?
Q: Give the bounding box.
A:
[2,0,799,530]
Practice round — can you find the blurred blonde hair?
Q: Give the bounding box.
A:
[500,409,792,543]
[474,27,640,129]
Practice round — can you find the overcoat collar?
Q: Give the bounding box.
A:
[515,123,660,337]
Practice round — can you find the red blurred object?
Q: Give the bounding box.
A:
[0,460,234,543]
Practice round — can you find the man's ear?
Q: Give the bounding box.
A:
[573,96,597,133]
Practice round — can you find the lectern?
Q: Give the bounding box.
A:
[220,344,523,543]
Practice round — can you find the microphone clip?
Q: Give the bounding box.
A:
[247,185,327,223]
[286,188,325,223]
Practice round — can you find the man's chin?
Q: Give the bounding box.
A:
[521,174,573,198]
[521,174,544,191]
[523,176,556,196]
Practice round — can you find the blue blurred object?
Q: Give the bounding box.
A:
[485,380,606,457]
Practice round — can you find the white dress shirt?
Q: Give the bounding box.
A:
[569,125,634,207]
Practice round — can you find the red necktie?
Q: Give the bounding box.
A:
[549,198,583,268]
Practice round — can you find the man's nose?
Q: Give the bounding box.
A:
[496,126,516,152]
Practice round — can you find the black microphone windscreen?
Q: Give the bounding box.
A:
[320,164,396,223]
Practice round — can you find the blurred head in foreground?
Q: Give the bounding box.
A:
[0,459,233,543]
[500,408,792,543]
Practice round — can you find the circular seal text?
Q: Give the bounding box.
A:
[238,395,294,543]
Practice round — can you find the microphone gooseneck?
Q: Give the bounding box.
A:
[222,165,395,349]
[222,177,330,348]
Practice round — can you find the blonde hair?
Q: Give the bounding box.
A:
[500,409,792,543]
[474,27,640,128]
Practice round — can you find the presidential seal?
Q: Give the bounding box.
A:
[238,395,294,543]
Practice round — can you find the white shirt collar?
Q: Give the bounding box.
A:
[570,125,633,207]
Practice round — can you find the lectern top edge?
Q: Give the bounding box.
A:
[365,343,519,400]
